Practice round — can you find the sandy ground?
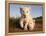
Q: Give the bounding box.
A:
[9,23,43,33]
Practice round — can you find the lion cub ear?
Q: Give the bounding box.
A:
[20,8,22,13]
[28,8,31,14]
[20,8,23,15]
[29,8,31,10]
[20,8,22,10]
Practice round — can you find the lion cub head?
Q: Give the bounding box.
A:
[20,7,31,18]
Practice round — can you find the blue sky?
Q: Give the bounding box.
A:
[10,4,42,18]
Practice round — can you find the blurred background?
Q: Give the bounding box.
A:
[9,4,43,32]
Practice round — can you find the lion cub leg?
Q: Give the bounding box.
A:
[24,23,28,30]
[20,19,24,29]
[29,21,35,31]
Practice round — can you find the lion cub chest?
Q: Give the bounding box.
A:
[22,17,30,24]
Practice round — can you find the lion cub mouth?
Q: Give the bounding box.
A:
[24,16,26,18]
[23,15,26,18]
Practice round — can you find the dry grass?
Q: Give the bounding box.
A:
[9,17,43,32]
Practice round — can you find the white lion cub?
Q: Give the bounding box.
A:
[20,7,35,31]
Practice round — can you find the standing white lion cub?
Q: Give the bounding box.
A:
[20,7,35,31]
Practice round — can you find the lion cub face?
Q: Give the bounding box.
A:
[20,7,31,18]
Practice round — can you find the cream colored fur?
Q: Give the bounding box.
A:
[20,7,35,30]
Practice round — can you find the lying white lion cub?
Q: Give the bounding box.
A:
[20,7,35,31]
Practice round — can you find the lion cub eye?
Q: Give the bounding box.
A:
[23,10,24,12]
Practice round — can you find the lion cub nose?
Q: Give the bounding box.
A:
[23,15,26,18]
[24,16,26,18]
